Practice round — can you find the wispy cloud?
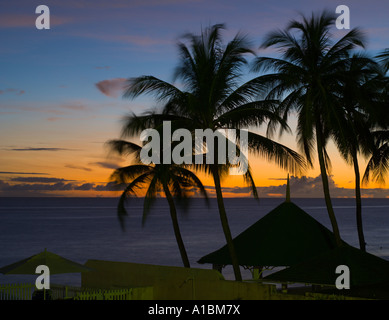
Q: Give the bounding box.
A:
[59,103,88,111]
[4,147,76,152]
[0,13,72,28]
[46,117,64,122]
[74,30,173,48]
[65,164,93,172]
[95,78,127,98]
[0,179,125,196]
[3,174,387,198]
[0,180,75,192]
[0,88,25,96]
[104,34,171,46]
[201,175,389,198]
[10,177,75,183]
[89,161,121,170]
[0,171,49,175]
[0,111,20,115]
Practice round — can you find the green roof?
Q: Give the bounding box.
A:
[264,245,389,287]
[198,200,343,267]
[0,249,92,275]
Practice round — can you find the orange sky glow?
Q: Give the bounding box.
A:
[1,0,389,198]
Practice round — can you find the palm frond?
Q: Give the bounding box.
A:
[106,139,142,160]
[123,76,185,102]
[247,131,306,175]
[242,164,259,199]
[117,172,152,231]
[376,49,389,72]
[363,142,389,185]
[142,174,161,226]
[216,100,287,133]
[110,165,153,184]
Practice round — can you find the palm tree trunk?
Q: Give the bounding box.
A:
[316,128,343,247]
[352,150,366,251]
[211,165,242,281]
[163,183,191,268]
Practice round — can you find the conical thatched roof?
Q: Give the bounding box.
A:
[198,176,344,267]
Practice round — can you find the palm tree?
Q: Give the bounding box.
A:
[363,130,389,186]
[107,139,208,268]
[121,24,305,281]
[334,55,379,251]
[361,51,389,186]
[252,11,367,247]
[333,55,385,251]
[376,49,389,73]
[334,112,372,252]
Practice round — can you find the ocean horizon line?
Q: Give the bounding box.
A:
[1,196,388,199]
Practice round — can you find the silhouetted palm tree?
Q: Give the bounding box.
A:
[363,130,389,186]
[108,139,208,268]
[333,55,384,251]
[361,52,389,187]
[376,49,389,73]
[253,11,367,247]
[121,24,305,281]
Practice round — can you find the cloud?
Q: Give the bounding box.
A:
[0,171,49,175]
[4,147,75,152]
[259,175,337,198]
[74,183,95,191]
[0,111,19,115]
[0,13,71,28]
[46,117,64,122]
[95,66,111,70]
[0,88,25,96]
[101,34,171,46]
[58,0,203,9]
[2,174,388,198]
[10,177,74,183]
[201,185,255,197]
[65,164,93,172]
[200,175,389,199]
[258,175,389,198]
[74,28,173,47]
[95,78,127,98]
[59,103,88,111]
[94,181,126,191]
[0,181,75,192]
[0,179,126,196]
[89,161,120,170]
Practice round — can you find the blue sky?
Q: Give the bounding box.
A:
[1,0,389,197]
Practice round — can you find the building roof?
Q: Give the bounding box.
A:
[198,177,343,267]
[198,201,342,267]
[264,245,389,287]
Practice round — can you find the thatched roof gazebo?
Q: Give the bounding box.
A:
[198,177,389,296]
[198,176,345,269]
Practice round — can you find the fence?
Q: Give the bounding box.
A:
[50,284,86,300]
[0,283,35,300]
[74,287,153,300]
[0,283,91,300]
[0,283,153,300]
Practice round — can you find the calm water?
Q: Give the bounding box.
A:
[0,197,388,286]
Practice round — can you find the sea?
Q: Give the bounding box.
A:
[0,197,389,287]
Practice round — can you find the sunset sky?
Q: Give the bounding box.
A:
[1,0,389,198]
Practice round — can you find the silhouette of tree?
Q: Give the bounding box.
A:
[120,24,305,280]
[252,11,368,247]
[108,139,208,268]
